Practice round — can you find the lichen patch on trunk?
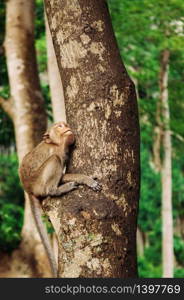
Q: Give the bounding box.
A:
[62,246,92,277]
[59,40,87,68]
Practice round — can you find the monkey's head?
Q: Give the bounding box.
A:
[43,122,75,146]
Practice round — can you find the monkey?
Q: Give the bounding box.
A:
[19,121,101,277]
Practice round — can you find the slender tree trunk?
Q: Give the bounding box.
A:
[159,49,173,278]
[3,0,49,277]
[44,0,140,278]
[152,99,162,172]
[136,227,145,257]
[45,15,66,122]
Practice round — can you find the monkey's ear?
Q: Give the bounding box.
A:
[43,132,52,144]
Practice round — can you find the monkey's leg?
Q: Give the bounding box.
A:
[33,155,78,197]
[62,174,101,191]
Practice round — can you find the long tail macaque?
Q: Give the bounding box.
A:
[19,121,101,277]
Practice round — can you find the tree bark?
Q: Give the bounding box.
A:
[159,49,174,278]
[44,0,140,277]
[45,14,66,122]
[3,0,49,277]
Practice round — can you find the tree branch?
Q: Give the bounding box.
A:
[171,130,184,142]
[0,96,14,120]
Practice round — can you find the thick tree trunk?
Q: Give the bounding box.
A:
[45,15,66,122]
[44,0,140,277]
[4,0,49,277]
[159,49,173,278]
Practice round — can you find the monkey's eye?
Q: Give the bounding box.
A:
[58,124,65,128]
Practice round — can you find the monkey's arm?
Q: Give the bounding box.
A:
[32,155,78,197]
[49,182,78,196]
[62,174,101,191]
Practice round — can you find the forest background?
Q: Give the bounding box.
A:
[0,0,184,277]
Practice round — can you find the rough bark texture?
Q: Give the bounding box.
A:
[45,14,66,122]
[3,0,49,277]
[44,0,140,277]
[160,49,173,278]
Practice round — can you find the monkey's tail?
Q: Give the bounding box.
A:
[29,195,57,277]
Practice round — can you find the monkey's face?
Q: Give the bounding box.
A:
[43,122,75,145]
[56,122,75,145]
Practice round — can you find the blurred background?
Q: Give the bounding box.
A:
[0,0,184,277]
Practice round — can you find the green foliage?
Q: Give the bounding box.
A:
[0,203,23,252]
[41,84,53,121]
[174,236,184,266]
[42,215,54,234]
[172,158,184,218]
[174,268,184,278]
[35,1,47,73]
[0,109,15,148]
[0,2,5,44]
[0,1,8,87]
[139,145,161,232]
[0,154,24,205]
[35,0,53,121]
[0,2,13,148]
[0,155,24,252]
[36,36,47,73]
[138,256,161,278]
[35,0,46,40]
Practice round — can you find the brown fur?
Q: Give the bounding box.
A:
[19,121,101,277]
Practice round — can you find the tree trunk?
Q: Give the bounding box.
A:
[45,14,66,122]
[44,0,140,278]
[152,99,162,172]
[3,0,49,277]
[136,227,145,257]
[159,49,174,278]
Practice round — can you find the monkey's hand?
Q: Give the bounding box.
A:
[87,178,102,191]
[62,174,101,191]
